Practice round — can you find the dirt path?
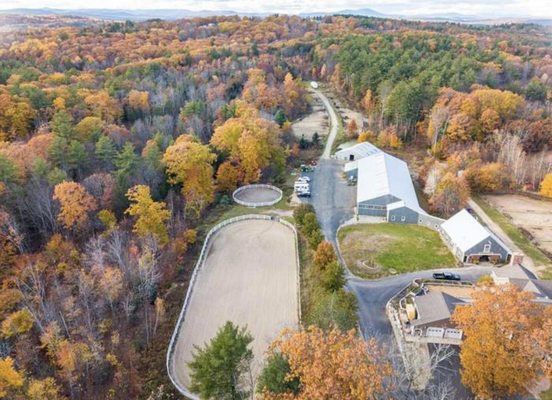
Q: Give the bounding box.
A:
[468,199,537,273]
[171,219,299,391]
[312,88,339,159]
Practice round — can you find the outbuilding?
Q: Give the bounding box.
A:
[335,142,381,162]
[440,209,511,263]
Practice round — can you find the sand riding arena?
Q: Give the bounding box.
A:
[166,215,300,398]
[232,184,283,207]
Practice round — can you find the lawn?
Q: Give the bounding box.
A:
[472,195,552,278]
[338,223,456,278]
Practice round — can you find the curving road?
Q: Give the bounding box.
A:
[308,87,488,398]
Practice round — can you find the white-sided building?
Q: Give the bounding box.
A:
[440,209,512,263]
[335,142,381,162]
[355,152,427,223]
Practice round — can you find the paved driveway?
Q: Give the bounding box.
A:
[305,88,488,399]
[307,159,356,246]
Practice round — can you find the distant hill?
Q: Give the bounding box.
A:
[0,7,550,26]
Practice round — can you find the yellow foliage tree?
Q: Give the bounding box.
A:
[1,309,33,338]
[0,357,24,398]
[125,185,171,245]
[357,130,376,143]
[163,135,216,217]
[53,181,97,230]
[540,173,552,198]
[27,377,65,400]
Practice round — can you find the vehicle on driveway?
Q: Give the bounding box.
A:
[296,190,311,198]
[432,272,461,281]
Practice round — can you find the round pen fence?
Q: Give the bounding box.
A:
[166,214,300,399]
[232,184,283,207]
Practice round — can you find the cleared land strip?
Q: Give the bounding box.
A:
[168,217,299,395]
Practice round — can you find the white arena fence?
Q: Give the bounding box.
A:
[166,214,301,399]
[232,184,283,207]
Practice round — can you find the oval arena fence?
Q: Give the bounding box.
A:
[232,184,283,207]
[166,214,300,399]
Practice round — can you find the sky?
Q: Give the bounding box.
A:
[0,0,551,18]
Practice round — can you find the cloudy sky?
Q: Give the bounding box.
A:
[0,0,551,18]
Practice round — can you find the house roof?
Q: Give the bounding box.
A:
[356,152,425,214]
[335,141,381,160]
[494,264,552,299]
[411,292,466,327]
[441,209,503,252]
[494,263,536,280]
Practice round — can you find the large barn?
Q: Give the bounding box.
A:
[440,209,512,263]
[356,152,427,223]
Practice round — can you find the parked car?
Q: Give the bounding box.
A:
[298,176,311,183]
[432,272,461,281]
[296,190,311,198]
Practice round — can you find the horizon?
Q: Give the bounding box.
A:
[1,0,552,19]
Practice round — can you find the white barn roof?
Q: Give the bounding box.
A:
[357,152,425,214]
[441,209,510,253]
[335,142,381,161]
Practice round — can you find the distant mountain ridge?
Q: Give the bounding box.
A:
[0,7,551,25]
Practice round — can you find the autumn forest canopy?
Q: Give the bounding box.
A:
[0,13,551,399]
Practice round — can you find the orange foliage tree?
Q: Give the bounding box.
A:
[452,285,551,399]
[53,181,97,230]
[260,326,393,399]
[429,173,470,216]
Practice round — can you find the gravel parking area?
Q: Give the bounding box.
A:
[171,219,299,390]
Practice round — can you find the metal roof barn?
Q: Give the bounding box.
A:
[356,152,425,214]
[335,142,381,161]
[440,209,508,252]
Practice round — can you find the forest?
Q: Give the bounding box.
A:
[0,13,551,399]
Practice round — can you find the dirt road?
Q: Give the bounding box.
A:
[311,88,339,159]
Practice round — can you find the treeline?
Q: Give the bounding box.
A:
[293,204,357,331]
[0,15,311,400]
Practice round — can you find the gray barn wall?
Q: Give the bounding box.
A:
[388,206,419,224]
[358,194,400,216]
[464,236,510,262]
[418,214,446,231]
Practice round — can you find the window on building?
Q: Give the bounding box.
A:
[391,215,396,221]
[483,243,491,253]
[401,216,406,222]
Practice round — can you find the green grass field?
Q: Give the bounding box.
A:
[338,223,456,278]
[472,195,552,278]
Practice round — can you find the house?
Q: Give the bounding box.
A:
[403,263,552,344]
[408,291,467,342]
[492,264,552,301]
[440,209,511,264]
[356,152,427,223]
[335,141,381,162]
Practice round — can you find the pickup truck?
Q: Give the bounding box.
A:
[432,272,461,281]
